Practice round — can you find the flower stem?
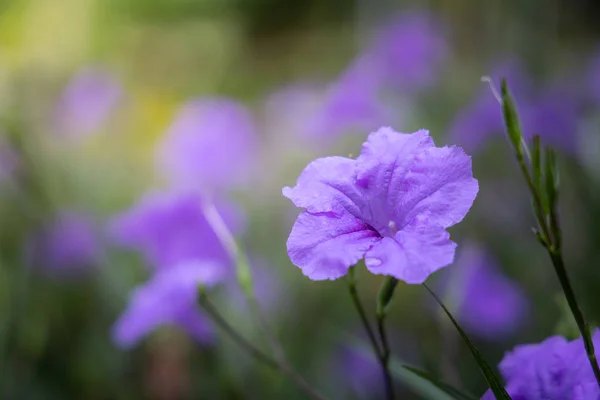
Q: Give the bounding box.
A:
[346,270,394,399]
[202,201,310,388]
[372,276,399,400]
[499,81,600,389]
[375,311,395,400]
[197,291,329,400]
[548,249,600,388]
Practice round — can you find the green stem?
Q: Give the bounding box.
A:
[346,272,394,399]
[347,273,382,358]
[548,250,600,388]
[375,276,399,400]
[376,311,395,400]
[197,292,329,400]
[515,153,552,244]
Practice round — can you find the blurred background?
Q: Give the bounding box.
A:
[1,0,600,398]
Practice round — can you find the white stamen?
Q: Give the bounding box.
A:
[388,220,397,235]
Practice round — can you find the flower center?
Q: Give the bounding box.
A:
[388,220,398,236]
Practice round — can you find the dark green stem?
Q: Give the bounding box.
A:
[346,272,393,399]
[376,311,395,400]
[347,273,382,358]
[548,250,600,388]
[374,277,399,400]
[515,153,552,243]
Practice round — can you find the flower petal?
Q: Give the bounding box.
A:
[156,98,257,190]
[282,156,365,217]
[358,127,433,162]
[112,261,223,348]
[364,223,455,284]
[396,145,478,229]
[108,191,239,271]
[353,127,435,233]
[287,211,380,280]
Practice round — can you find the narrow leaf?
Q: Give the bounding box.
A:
[500,79,523,153]
[531,135,544,208]
[402,366,479,400]
[423,283,512,400]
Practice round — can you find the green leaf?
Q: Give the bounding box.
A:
[402,366,479,400]
[423,284,512,400]
[500,79,524,155]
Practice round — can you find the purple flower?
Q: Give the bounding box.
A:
[109,191,243,272]
[520,83,581,155]
[481,331,600,399]
[334,345,381,398]
[368,11,448,91]
[156,98,257,191]
[300,11,445,141]
[263,83,326,143]
[453,243,528,339]
[447,93,504,153]
[55,67,122,138]
[112,260,224,348]
[109,191,240,348]
[32,211,99,276]
[283,128,478,283]
[308,57,396,140]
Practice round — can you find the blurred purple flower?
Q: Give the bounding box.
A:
[300,11,445,141]
[283,128,478,282]
[110,191,241,348]
[481,331,600,399]
[447,93,505,154]
[156,98,257,191]
[109,190,243,272]
[55,67,122,138]
[447,60,530,153]
[520,83,581,155]
[33,211,99,276]
[453,243,528,340]
[263,83,326,143]
[368,11,448,91]
[112,260,224,348]
[308,56,395,140]
[334,345,381,398]
[448,60,581,154]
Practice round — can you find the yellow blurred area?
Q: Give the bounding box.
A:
[0,0,96,71]
[0,0,248,158]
